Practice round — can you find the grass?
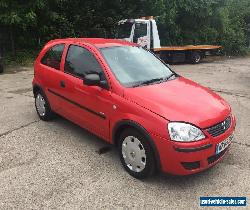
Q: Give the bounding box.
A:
[246,48,250,56]
[3,50,38,67]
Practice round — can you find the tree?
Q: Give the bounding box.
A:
[0,0,37,54]
[0,0,249,56]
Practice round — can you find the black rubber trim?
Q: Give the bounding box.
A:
[150,20,153,49]
[48,88,106,119]
[207,148,227,165]
[174,144,212,153]
[181,161,200,170]
[112,120,161,170]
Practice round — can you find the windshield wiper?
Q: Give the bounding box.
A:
[132,73,177,87]
[136,77,165,86]
[164,73,176,81]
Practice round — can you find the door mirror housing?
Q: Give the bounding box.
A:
[83,73,109,89]
[83,73,100,86]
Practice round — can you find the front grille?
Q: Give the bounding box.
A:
[207,149,227,164]
[207,116,231,137]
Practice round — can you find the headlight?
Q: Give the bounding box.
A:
[168,122,205,142]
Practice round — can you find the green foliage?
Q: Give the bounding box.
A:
[3,50,37,66]
[0,0,249,57]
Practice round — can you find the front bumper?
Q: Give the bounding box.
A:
[152,115,236,175]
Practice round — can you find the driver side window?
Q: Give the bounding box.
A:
[133,23,147,43]
[64,45,105,80]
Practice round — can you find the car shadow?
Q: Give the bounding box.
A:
[51,114,114,154]
[47,114,220,187]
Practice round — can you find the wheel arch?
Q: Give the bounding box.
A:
[33,84,42,97]
[112,120,161,170]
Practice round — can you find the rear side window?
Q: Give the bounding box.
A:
[64,45,103,78]
[41,44,65,70]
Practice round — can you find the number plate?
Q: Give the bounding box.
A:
[216,134,234,155]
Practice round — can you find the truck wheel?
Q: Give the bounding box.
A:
[190,52,201,64]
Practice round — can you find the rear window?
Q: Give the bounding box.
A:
[41,44,65,70]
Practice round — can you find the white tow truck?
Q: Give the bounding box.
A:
[117,16,221,64]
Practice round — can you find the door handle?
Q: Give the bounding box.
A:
[60,80,65,88]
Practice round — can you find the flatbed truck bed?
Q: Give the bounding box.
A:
[117,16,222,64]
[153,45,221,52]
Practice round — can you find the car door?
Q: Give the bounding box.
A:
[38,43,66,112]
[59,44,112,140]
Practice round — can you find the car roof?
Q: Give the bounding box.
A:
[48,38,137,48]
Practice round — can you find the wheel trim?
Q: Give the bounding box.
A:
[36,94,46,116]
[122,136,146,173]
[195,54,201,63]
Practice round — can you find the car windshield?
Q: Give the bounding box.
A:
[100,46,175,87]
[117,23,133,39]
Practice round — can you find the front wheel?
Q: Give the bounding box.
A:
[118,129,156,179]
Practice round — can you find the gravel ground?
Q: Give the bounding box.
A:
[0,57,249,209]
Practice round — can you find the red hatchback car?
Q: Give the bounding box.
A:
[33,38,236,179]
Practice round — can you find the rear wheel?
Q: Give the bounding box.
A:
[118,128,156,179]
[190,52,201,64]
[35,90,54,121]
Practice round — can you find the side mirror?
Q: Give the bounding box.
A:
[83,73,100,86]
[83,73,109,89]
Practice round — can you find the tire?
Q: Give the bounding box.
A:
[190,52,201,64]
[118,128,156,179]
[35,90,54,121]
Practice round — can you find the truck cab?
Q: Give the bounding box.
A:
[117,16,221,64]
[117,17,160,50]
